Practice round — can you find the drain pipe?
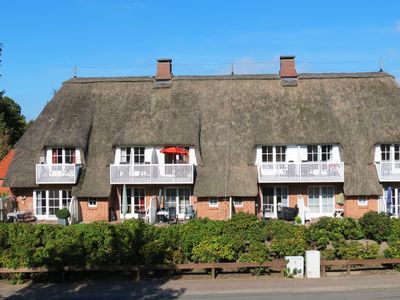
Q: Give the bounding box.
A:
[229,196,232,219]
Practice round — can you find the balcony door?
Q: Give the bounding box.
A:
[120,187,145,219]
[262,187,288,218]
[164,187,191,219]
[385,187,400,217]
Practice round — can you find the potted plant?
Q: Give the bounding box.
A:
[56,208,70,226]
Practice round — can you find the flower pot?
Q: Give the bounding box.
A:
[58,218,69,226]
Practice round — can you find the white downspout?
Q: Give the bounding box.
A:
[229,196,232,219]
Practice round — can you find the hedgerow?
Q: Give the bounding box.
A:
[1,213,399,271]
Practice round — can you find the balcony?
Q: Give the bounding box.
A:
[36,164,81,184]
[258,162,344,183]
[110,164,194,184]
[375,162,400,182]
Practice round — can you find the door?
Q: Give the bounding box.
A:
[120,187,145,219]
[165,187,191,219]
[262,187,289,218]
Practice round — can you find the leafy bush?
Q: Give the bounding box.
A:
[389,218,400,243]
[384,241,400,258]
[238,241,271,275]
[270,227,308,258]
[359,212,391,243]
[306,217,364,250]
[334,241,379,259]
[55,208,70,220]
[263,219,304,241]
[191,237,236,263]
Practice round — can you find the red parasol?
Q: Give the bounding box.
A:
[160,146,188,156]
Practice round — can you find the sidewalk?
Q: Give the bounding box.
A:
[1,272,400,299]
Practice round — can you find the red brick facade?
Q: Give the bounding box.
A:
[79,198,109,222]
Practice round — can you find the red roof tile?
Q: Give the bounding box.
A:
[0,149,15,180]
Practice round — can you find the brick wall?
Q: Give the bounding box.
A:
[193,197,256,220]
[344,196,379,219]
[79,198,109,222]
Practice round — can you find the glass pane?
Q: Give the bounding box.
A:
[178,188,191,214]
[133,188,145,213]
[36,191,46,215]
[381,145,391,161]
[262,187,274,213]
[308,187,320,213]
[165,188,177,209]
[48,190,59,216]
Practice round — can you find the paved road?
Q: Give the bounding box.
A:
[1,273,400,299]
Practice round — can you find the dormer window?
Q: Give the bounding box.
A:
[307,145,332,162]
[262,146,286,163]
[51,148,76,164]
[380,144,400,162]
[120,147,145,164]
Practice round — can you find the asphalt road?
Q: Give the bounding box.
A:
[1,273,400,300]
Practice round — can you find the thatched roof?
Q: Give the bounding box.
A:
[5,71,400,196]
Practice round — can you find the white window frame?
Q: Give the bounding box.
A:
[119,146,145,165]
[307,145,333,162]
[50,147,77,164]
[358,196,368,206]
[88,197,97,208]
[33,190,72,220]
[262,186,289,218]
[209,197,219,208]
[120,187,146,219]
[261,146,286,163]
[233,198,243,207]
[307,186,335,217]
[164,187,192,218]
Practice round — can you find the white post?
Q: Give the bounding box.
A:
[306,250,320,278]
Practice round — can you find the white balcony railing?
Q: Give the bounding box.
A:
[375,161,400,182]
[110,164,194,184]
[36,164,81,184]
[258,162,344,183]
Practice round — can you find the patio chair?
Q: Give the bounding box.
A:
[168,206,177,223]
[185,205,195,220]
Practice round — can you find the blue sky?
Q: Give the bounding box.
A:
[1,0,400,120]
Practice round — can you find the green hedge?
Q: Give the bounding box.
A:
[1,213,400,270]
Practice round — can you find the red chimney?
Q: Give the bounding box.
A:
[279,56,297,78]
[156,58,172,81]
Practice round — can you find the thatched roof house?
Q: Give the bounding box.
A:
[5,58,400,199]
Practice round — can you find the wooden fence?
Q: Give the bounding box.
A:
[0,261,288,280]
[1,258,400,279]
[320,258,400,277]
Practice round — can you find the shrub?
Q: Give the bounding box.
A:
[359,212,391,243]
[384,241,400,258]
[270,227,308,258]
[334,241,379,259]
[191,237,236,263]
[263,219,304,241]
[238,241,271,275]
[305,217,364,249]
[55,208,70,220]
[389,218,400,242]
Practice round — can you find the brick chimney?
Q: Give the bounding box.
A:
[279,56,297,79]
[156,58,172,81]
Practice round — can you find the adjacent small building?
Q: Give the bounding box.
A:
[4,56,400,222]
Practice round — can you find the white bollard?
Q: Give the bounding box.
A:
[305,250,320,278]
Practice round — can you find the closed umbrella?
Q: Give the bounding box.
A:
[122,184,128,221]
[387,186,393,214]
[69,196,80,224]
[158,188,163,207]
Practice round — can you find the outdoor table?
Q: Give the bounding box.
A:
[156,210,169,222]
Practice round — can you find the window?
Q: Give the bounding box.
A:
[34,190,72,218]
[120,147,131,164]
[321,145,332,162]
[65,148,76,164]
[51,148,76,164]
[120,147,145,164]
[261,146,286,163]
[307,186,334,214]
[262,187,288,215]
[133,147,145,164]
[307,145,333,162]
[165,188,191,215]
[381,144,391,161]
[122,187,145,215]
[262,146,273,162]
[209,197,218,208]
[307,145,318,162]
[52,148,63,164]
[276,146,286,162]
[358,196,368,206]
[395,145,400,161]
[88,197,97,208]
[233,198,243,207]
